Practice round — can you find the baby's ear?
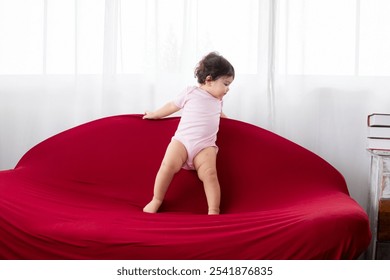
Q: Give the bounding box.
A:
[205,75,213,85]
[205,75,213,82]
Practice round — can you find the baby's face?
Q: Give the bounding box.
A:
[207,76,234,100]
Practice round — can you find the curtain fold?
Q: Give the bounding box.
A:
[1,0,390,211]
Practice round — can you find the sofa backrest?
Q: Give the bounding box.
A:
[15,114,348,214]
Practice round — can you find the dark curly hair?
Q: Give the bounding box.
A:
[194,52,235,84]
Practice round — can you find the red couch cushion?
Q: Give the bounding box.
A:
[0,114,371,259]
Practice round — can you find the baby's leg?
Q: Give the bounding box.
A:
[143,140,187,213]
[194,147,220,215]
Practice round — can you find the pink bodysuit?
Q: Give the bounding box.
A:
[172,86,223,170]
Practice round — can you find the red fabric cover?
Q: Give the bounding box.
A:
[0,114,371,259]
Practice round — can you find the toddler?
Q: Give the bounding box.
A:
[143,52,235,215]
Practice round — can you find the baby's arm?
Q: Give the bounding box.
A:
[143,101,180,119]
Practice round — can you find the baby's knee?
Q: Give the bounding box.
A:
[198,167,218,182]
[160,159,181,174]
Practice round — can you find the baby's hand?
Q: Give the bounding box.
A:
[143,111,156,119]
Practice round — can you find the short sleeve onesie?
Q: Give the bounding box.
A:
[172,86,223,170]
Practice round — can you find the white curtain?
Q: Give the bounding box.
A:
[273,0,390,210]
[1,0,390,211]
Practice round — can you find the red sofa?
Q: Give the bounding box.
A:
[0,114,371,259]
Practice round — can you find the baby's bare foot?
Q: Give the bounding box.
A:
[143,198,163,213]
[208,208,220,215]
